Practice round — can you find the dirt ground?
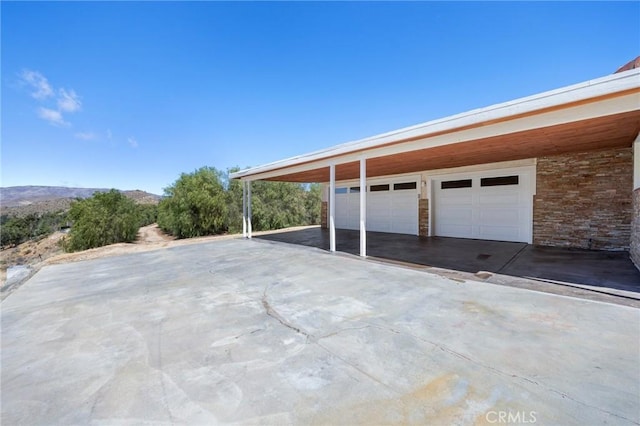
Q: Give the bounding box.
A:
[0,224,318,291]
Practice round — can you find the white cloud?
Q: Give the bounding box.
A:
[128,137,139,148]
[75,131,96,140]
[57,88,81,113]
[37,107,68,127]
[20,69,54,100]
[18,69,83,127]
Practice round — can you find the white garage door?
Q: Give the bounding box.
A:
[433,168,533,243]
[335,178,419,235]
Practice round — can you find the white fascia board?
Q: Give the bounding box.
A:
[231,69,640,181]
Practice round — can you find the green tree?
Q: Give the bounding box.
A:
[224,167,244,234]
[137,204,158,227]
[157,167,228,238]
[0,211,68,247]
[250,180,308,231]
[64,190,140,252]
[220,168,323,233]
[305,183,322,225]
[0,217,28,247]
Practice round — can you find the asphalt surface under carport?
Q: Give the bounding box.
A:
[2,239,639,425]
[257,228,640,294]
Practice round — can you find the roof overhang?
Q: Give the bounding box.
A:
[231,69,640,182]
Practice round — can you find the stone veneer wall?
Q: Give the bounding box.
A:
[533,146,633,250]
[321,201,328,229]
[419,199,429,237]
[631,188,640,269]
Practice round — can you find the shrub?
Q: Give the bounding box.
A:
[157,167,228,238]
[137,204,158,227]
[0,211,68,248]
[305,183,322,225]
[223,167,244,233]
[250,181,308,231]
[0,217,28,247]
[220,168,322,233]
[64,190,140,252]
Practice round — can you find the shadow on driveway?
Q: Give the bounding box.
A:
[257,228,640,294]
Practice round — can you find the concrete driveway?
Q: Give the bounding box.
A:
[2,239,639,425]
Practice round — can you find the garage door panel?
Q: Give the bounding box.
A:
[335,194,348,229]
[369,219,391,233]
[336,193,359,230]
[369,192,391,201]
[438,192,472,206]
[368,207,392,232]
[392,202,418,214]
[478,192,520,206]
[368,196,391,212]
[391,201,417,215]
[334,179,418,235]
[392,209,416,221]
[392,192,417,204]
[367,193,390,233]
[434,168,533,243]
[438,224,474,238]
[391,220,418,234]
[439,208,473,224]
[478,209,520,226]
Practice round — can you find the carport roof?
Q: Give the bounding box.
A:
[231,68,640,182]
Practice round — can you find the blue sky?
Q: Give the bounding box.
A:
[2,2,638,195]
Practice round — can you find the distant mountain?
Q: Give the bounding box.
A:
[1,186,110,206]
[0,186,161,216]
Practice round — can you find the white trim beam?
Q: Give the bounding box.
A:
[242,181,247,238]
[247,181,252,239]
[329,164,336,252]
[359,158,366,257]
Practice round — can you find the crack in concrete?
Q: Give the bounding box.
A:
[259,285,633,423]
[260,284,399,393]
[317,325,372,340]
[261,284,313,342]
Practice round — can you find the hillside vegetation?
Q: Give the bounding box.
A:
[0,211,69,247]
[1,166,321,255]
[1,187,160,249]
[158,166,320,238]
[63,190,158,252]
[0,188,160,217]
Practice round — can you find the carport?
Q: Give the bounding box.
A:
[256,227,640,296]
[231,68,640,271]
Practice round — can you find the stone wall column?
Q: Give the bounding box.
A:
[533,146,633,250]
[419,198,429,237]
